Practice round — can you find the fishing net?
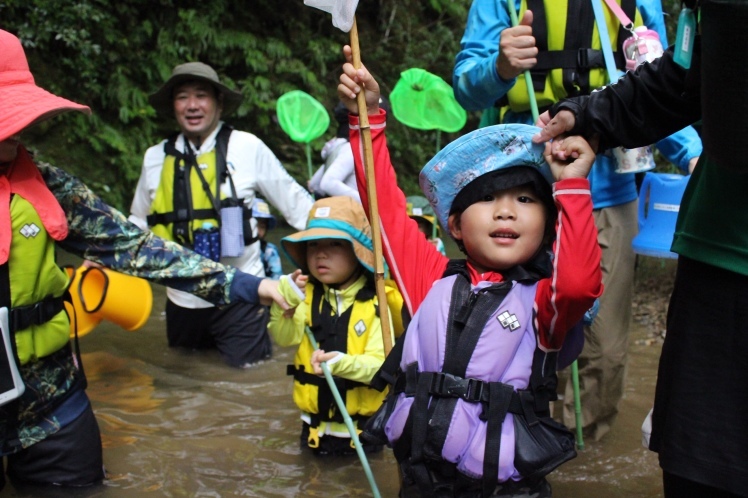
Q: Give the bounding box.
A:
[276,90,330,143]
[390,68,467,133]
[303,0,359,32]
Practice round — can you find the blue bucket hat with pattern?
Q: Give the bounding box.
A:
[419,124,554,233]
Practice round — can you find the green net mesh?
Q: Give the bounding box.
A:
[276,90,330,143]
[390,68,467,133]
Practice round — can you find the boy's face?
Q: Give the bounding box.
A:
[306,238,360,289]
[448,184,547,273]
[256,219,268,239]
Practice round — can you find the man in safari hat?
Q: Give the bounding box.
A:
[129,61,314,368]
[0,30,289,489]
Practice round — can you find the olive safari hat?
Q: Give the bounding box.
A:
[148,62,243,117]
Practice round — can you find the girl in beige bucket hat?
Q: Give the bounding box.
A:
[0,28,289,490]
[268,196,405,456]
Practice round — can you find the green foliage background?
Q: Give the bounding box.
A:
[1,0,683,212]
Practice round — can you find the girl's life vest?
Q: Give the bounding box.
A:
[286,280,395,438]
[2,157,71,365]
[503,0,643,113]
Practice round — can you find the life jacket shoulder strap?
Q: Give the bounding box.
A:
[528,0,635,95]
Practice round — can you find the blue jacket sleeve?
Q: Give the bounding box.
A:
[653,127,702,172]
[453,0,517,111]
[637,0,668,46]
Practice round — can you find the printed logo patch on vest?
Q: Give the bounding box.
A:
[20,223,41,238]
[498,311,520,331]
[353,319,367,337]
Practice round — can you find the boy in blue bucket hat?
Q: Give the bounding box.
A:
[252,198,282,280]
[337,46,602,496]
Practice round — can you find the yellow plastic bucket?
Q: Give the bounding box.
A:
[79,267,153,331]
[63,265,103,338]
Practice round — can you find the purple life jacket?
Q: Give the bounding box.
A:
[382,262,573,493]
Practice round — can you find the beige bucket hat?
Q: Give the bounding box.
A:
[281,196,375,274]
[148,62,243,116]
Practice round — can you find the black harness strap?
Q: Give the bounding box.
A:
[527,0,550,92]
[146,208,215,227]
[0,262,9,311]
[402,268,473,491]
[564,0,596,95]
[8,295,65,333]
[161,132,195,246]
[311,285,349,425]
[286,364,368,391]
[527,0,632,98]
[483,382,515,496]
[295,283,379,427]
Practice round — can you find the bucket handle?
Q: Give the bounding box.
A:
[79,267,109,314]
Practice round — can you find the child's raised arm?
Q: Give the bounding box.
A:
[338,45,450,316]
[337,45,381,117]
[544,135,596,181]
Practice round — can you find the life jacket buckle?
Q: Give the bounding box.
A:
[576,48,603,70]
[465,378,484,403]
[429,372,446,395]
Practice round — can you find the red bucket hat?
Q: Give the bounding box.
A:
[0,29,91,142]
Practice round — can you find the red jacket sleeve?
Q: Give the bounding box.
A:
[349,110,449,315]
[535,178,603,351]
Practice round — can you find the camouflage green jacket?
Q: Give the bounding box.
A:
[1,161,240,455]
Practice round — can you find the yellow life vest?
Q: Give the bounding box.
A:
[147,125,237,247]
[289,280,404,426]
[504,0,644,114]
[7,195,71,365]
[148,145,221,246]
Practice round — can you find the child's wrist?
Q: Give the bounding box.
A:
[279,274,305,305]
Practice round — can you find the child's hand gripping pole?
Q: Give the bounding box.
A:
[349,18,393,357]
[304,326,382,498]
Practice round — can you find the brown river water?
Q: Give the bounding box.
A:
[4,230,666,497]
